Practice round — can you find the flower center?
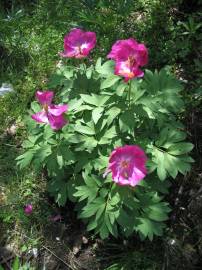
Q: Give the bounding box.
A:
[76,46,83,55]
[43,104,49,113]
[128,56,136,67]
[120,160,129,169]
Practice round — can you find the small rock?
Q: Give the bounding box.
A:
[82,236,88,244]
[6,123,17,136]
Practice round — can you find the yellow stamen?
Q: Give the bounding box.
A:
[121,160,129,169]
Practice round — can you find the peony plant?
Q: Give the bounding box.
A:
[17,29,194,240]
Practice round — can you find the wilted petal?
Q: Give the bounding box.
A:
[36,91,54,105]
[32,111,49,123]
[24,204,33,215]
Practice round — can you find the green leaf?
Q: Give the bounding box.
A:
[115,82,127,96]
[95,57,102,71]
[74,124,95,135]
[79,197,105,218]
[163,153,178,178]
[99,126,117,144]
[80,94,110,106]
[131,80,145,102]
[146,203,170,222]
[119,110,135,132]
[59,146,75,162]
[168,142,194,155]
[152,143,193,180]
[99,223,109,239]
[31,101,41,113]
[87,218,98,231]
[63,67,74,79]
[153,149,167,181]
[106,107,121,125]
[74,186,98,202]
[110,193,121,206]
[117,209,135,236]
[21,245,28,252]
[46,154,60,176]
[34,145,52,163]
[43,125,55,140]
[137,218,165,240]
[92,107,104,124]
[12,257,20,270]
[86,65,94,79]
[49,180,68,206]
[95,204,106,220]
[48,74,64,87]
[16,150,34,169]
[68,98,83,111]
[96,60,114,76]
[57,153,64,169]
[142,69,184,114]
[100,75,120,89]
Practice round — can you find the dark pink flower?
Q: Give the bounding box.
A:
[60,28,96,58]
[107,38,148,81]
[32,91,68,130]
[104,145,147,187]
[24,204,33,215]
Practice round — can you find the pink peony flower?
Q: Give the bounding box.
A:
[104,145,147,187]
[59,28,96,58]
[24,204,33,215]
[107,38,148,82]
[32,91,68,130]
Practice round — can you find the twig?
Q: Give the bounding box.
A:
[13,230,76,270]
[41,245,75,270]
[0,254,14,270]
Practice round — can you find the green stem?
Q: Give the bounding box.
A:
[128,80,132,108]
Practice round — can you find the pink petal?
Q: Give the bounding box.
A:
[48,113,68,130]
[36,91,54,105]
[107,38,138,60]
[48,104,68,116]
[80,31,96,55]
[59,45,81,58]
[32,111,49,124]
[130,167,146,186]
[114,61,144,81]
[64,28,84,49]
[132,68,144,78]
[136,44,148,66]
